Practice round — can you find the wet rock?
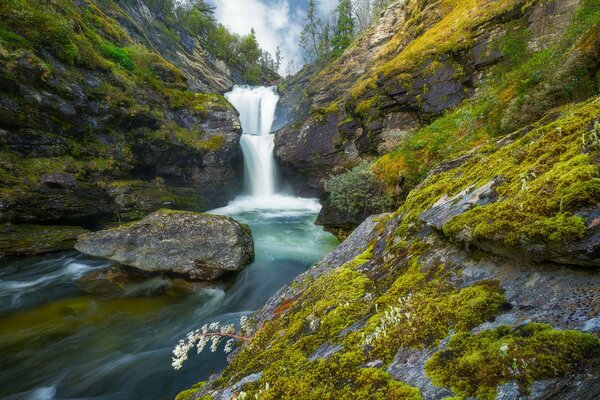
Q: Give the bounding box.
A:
[308,342,342,362]
[104,180,208,222]
[75,210,254,281]
[77,265,153,295]
[315,200,368,240]
[0,181,114,225]
[419,179,501,229]
[0,223,89,258]
[40,173,77,189]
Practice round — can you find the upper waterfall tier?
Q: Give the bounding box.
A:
[225,86,279,136]
[225,86,280,197]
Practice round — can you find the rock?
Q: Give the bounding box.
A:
[40,173,77,188]
[315,200,368,240]
[103,180,208,222]
[308,342,342,362]
[419,179,501,230]
[75,210,254,280]
[77,265,153,295]
[0,223,89,258]
[77,264,210,296]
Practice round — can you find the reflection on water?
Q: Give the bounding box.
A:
[0,197,338,400]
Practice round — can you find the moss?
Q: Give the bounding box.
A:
[197,232,509,399]
[175,382,206,400]
[435,98,600,249]
[425,323,600,399]
[102,42,134,70]
[0,224,89,257]
[311,102,340,124]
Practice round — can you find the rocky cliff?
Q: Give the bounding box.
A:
[0,0,246,257]
[179,0,600,398]
[274,0,599,235]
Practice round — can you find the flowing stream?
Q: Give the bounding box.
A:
[0,86,338,399]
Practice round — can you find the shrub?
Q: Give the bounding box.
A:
[102,42,134,70]
[324,162,393,216]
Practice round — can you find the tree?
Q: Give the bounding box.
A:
[351,0,372,32]
[275,46,283,71]
[332,0,354,57]
[240,28,262,84]
[300,0,322,62]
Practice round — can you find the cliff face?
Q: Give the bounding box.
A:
[189,93,600,400]
[274,0,598,233]
[0,0,244,257]
[181,0,600,398]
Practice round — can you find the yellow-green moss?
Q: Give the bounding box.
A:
[175,382,206,400]
[0,224,89,256]
[311,102,340,124]
[425,323,600,400]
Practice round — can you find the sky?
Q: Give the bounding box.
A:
[209,0,339,75]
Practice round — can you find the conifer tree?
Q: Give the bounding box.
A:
[332,0,354,57]
[300,0,321,62]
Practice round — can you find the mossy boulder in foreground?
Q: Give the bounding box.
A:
[75,210,254,281]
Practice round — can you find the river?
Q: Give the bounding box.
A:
[0,86,338,399]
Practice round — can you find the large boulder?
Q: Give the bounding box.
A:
[75,210,254,280]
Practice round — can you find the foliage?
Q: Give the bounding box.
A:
[332,0,355,57]
[324,162,393,216]
[172,317,252,370]
[143,0,278,80]
[425,324,600,399]
[372,0,600,206]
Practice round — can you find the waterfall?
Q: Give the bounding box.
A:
[225,86,279,197]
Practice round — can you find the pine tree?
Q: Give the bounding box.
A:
[300,0,321,62]
[332,0,354,57]
[240,28,262,84]
[275,46,283,71]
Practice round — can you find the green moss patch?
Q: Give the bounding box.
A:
[0,224,89,257]
[425,323,600,399]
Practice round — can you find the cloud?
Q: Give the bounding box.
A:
[317,0,338,16]
[211,0,305,75]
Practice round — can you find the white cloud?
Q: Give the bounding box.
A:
[211,0,305,75]
[317,0,338,16]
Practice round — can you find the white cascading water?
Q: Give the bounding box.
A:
[225,86,279,197]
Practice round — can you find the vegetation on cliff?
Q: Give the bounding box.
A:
[181,1,600,399]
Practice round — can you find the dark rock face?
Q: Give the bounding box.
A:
[314,200,368,240]
[0,224,89,258]
[273,0,581,234]
[75,210,254,281]
[0,0,246,256]
[274,114,350,196]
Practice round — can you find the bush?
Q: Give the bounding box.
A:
[324,162,393,216]
[102,43,134,70]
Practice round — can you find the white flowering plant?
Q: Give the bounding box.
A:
[362,294,414,347]
[172,315,253,370]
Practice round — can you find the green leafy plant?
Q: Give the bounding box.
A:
[324,161,394,216]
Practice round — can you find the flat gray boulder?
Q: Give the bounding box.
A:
[75,210,254,280]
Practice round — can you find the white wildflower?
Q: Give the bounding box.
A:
[362,295,414,347]
[210,335,220,352]
[499,343,509,355]
[240,316,249,333]
[224,338,235,354]
[235,391,247,400]
[307,314,320,332]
